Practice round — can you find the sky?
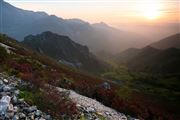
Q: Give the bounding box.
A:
[5,0,179,26]
[4,0,180,41]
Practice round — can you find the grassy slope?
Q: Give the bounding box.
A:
[0,34,179,119]
[101,61,180,115]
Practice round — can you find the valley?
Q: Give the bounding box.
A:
[0,0,179,119]
[1,33,179,119]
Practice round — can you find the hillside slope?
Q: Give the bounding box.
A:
[115,48,141,63]
[116,34,180,74]
[0,33,131,120]
[128,46,180,74]
[22,31,108,73]
[150,33,180,49]
[1,34,178,119]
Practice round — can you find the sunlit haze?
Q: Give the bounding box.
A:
[5,0,179,24]
[0,1,180,119]
[4,0,180,41]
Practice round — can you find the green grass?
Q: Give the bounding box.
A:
[19,88,43,106]
[79,115,86,120]
[79,114,107,120]
[97,114,107,120]
[101,63,180,103]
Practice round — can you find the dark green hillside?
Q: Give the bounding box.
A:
[103,37,180,119]
[128,46,180,74]
[22,31,108,73]
[150,33,180,49]
[115,48,141,63]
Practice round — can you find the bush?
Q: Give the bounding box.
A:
[7,68,19,76]
[0,46,8,61]
[41,88,77,119]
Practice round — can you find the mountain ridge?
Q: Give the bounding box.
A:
[116,34,180,74]
[150,33,180,49]
[1,0,148,53]
[22,31,109,73]
[127,47,180,74]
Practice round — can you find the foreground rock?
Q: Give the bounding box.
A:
[0,73,138,120]
[0,73,52,120]
[57,87,138,120]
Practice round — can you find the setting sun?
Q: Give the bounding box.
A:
[139,0,162,20]
[0,0,180,120]
[143,9,161,20]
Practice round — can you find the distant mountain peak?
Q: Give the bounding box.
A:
[22,31,108,73]
[92,22,109,28]
[2,0,148,53]
[66,18,88,24]
[42,31,55,34]
[142,45,157,51]
[41,31,70,40]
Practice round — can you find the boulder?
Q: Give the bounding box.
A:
[13,106,18,113]
[86,107,96,113]
[12,114,19,120]
[103,82,111,89]
[0,74,52,120]
[0,96,11,116]
[44,115,52,120]
[3,85,12,92]
[0,85,5,92]
[27,112,35,119]
[38,118,46,120]
[8,104,14,112]
[18,112,26,119]
[14,90,20,96]
[3,79,8,84]
[0,91,11,96]
[0,80,3,85]
[105,111,111,116]
[120,115,127,120]
[28,106,37,113]
[12,95,18,104]
[35,110,42,117]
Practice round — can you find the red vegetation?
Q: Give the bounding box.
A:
[13,63,33,73]
[41,88,78,118]
[1,39,178,119]
[10,48,32,56]
[94,86,175,119]
[7,59,33,73]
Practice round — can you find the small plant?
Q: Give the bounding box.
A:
[0,46,8,61]
[7,68,19,76]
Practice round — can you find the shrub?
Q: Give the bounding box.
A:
[0,46,8,61]
[39,88,78,119]
[7,68,19,76]
[11,62,33,73]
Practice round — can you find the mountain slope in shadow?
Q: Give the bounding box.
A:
[150,33,180,49]
[22,31,109,73]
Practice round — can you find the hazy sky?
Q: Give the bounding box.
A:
[5,0,179,27]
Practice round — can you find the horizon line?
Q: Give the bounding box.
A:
[5,0,178,3]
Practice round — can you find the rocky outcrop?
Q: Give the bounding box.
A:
[0,73,137,120]
[0,73,52,120]
[57,87,138,120]
[22,31,108,73]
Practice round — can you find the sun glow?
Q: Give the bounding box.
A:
[6,0,177,23]
[139,0,162,20]
[144,9,161,20]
